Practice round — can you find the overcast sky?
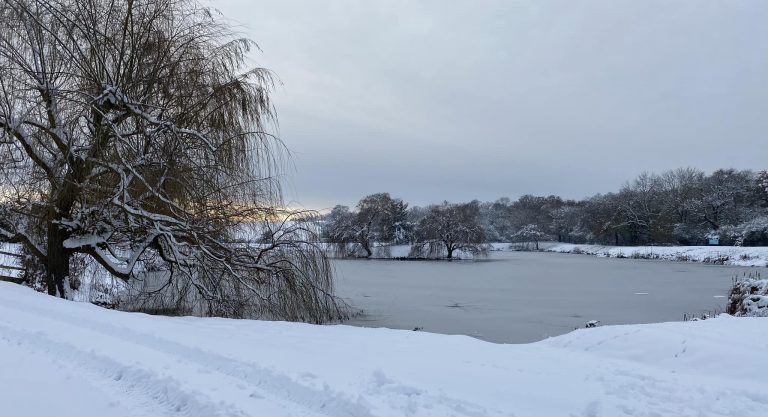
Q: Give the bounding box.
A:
[213,0,768,210]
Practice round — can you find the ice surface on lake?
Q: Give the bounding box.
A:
[334,251,740,343]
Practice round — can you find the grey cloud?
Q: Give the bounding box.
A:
[214,0,768,208]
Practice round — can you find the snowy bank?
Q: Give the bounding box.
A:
[547,243,768,266]
[1,282,767,417]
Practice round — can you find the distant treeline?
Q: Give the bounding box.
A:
[321,168,768,257]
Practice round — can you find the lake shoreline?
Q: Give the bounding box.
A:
[326,242,768,267]
[546,243,768,267]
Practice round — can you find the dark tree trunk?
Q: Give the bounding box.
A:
[45,176,78,297]
[46,215,71,298]
[361,241,372,258]
[446,244,454,259]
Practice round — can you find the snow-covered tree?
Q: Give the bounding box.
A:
[0,0,342,321]
[482,198,514,241]
[508,195,562,233]
[322,193,408,258]
[690,169,755,236]
[411,201,486,259]
[320,205,359,256]
[657,168,705,244]
[721,216,768,246]
[512,224,547,250]
[755,170,768,207]
[356,193,409,250]
[613,173,669,244]
[549,204,585,243]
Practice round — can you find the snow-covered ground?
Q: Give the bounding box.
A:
[1,282,766,417]
[548,243,768,267]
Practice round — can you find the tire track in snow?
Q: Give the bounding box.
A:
[0,299,373,417]
[0,297,498,417]
[0,325,244,417]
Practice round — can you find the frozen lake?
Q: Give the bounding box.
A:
[333,251,746,343]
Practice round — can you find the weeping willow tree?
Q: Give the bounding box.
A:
[0,0,345,322]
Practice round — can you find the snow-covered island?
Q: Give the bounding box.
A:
[1,281,766,417]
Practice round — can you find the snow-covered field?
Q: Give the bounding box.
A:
[548,243,768,267]
[1,282,766,417]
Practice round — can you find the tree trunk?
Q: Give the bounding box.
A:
[446,244,454,260]
[361,241,372,258]
[46,178,78,297]
[46,219,70,298]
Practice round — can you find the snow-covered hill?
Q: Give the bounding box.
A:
[1,282,766,417]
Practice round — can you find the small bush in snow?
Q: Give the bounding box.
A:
[727,272,768,317]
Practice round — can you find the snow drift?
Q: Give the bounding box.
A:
[1,282,766,417]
